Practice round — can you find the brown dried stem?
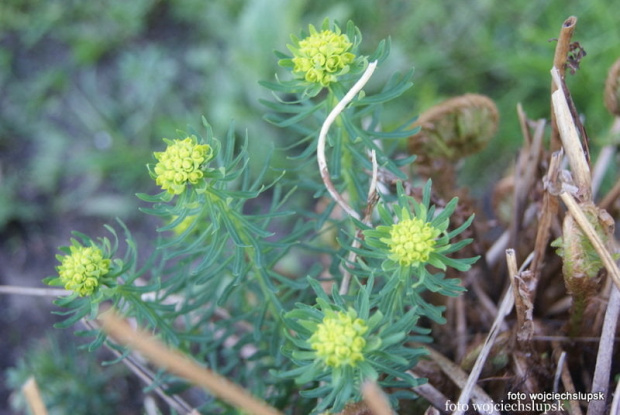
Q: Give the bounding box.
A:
[340,150,379,295]
[551,343,583,415]
[81,318,197,414]
[587,280,620,415]
[361,380,394,415]
[22,377,48,415]
[598,117,620,210]
[550,16,578,152]
[317,61,378,221]
[604,58,620,116]
[532,150,562,298]
[510,106,545,254]
[451,250,521,415]
[407,370,450,413]
[551,66,592,198]
[98,308,283,415]
[417,344,498,415]
[509,267,535,346]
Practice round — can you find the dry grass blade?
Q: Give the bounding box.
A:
[551,342,583,415]
[550,16,578,151]
[317,60,378,221]
[604,58,620,116]
[22,377,48,415]
[598,118,620,210]
[81,319,196,414]
[362,380,394,415]
[419,345,497,415]
[98,308,284,415]
[600,175,620,212]
[0,285,71,297]
[551,67,592,197]
[452,250,519,414]
[532,150,563,275]
[590,117,620,196]
[510,106,545,251]
[407,370,450,413]
[587,284,620,415]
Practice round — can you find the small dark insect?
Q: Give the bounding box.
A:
[566,41,587,74]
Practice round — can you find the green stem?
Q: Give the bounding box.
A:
[205,189,284,322]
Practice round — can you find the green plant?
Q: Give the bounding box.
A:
[5,332,128,415]
[43,18,477,414]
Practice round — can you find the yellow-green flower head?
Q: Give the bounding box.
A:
[57,245,110,296]
[291,25,355,86]
[309,310,368,368]
[153,136,213,195]
[383,217,441,267]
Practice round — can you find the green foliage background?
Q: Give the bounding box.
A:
[1,0,618,412]
[1,0,617,229]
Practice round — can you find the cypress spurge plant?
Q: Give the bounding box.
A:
[44,19,478,414]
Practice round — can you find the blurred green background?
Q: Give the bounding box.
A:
[0,0,618,412]
[0,0,618,231]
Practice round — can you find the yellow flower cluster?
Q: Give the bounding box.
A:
[292,27,355,86]
[385,218,440,267]
[57,245,110,296]
[309,311,367,368]
[153,137,213,195]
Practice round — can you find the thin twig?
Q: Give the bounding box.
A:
[485,229,510,268]
[551,341,583,415]
[455,295,467,362]
[550,16,578,152]
[591,145,616,198]
[407,370,450,414]
[22,377,48,415]
[0,285,71,297]
[368,149,378,205]
[532,150,563,275]
[551,67,592,197]
[362,380,395,415]
[552,351,567,394]
[588,283,620,415]
[339,149,379,295]
[418,345,498,415]
[98,308,283,415]
[80,319,198,414]
[600,177,620,212]
[598,117,620,209]
[317,60,378,220]
[453,250,516,414]
[510,107,545,252]
[453,250,533,415]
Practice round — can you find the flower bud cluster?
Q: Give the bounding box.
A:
[309,311,368,368]
[384,217,440,267]
[291,27,355,86]
[57,245,110,296]
[153,137,213,194]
